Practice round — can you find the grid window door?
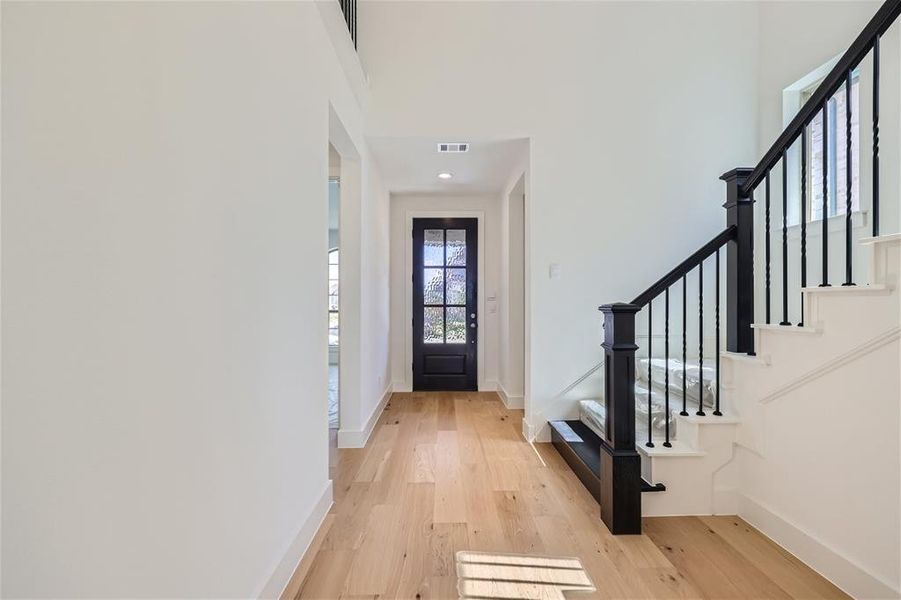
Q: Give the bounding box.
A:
[412,218,478,391]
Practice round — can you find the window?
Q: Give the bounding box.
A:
[422,228,467,344]
[806,70,860,221]
[328,249,339,347]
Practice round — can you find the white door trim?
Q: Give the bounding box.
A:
[403,210,486,392]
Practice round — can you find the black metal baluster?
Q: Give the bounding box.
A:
[681,275,688,417]
[714,249,722,416]
[873,34,880,237]
[765,173,771,324]
[780,151,791,325]
[646,301,654,448]
[342,0,357,47]
[696,262,705,417]
[664,288,671,446]
[821,103,830,287]
[843,70,855,286]
[800,129,808,327]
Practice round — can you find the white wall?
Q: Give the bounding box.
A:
[357,158,392,433]
[499,172,526,408]
[1,2,389,597]
[360,0,760,439]
[389,194,501,392]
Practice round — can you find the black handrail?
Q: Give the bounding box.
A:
[629,226,736,307]
[742,0,901,195]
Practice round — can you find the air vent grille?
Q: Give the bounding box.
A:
[438,142,469,153]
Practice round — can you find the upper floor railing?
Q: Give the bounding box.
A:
[339,0,357,49]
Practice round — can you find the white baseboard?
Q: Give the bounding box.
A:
[337,383,393,448]
[392,380,412,393]
[257,480,333,599]
[738,493,900,599]
[497,383,524,409]
[480,379,498,392]
[522,417,549,443]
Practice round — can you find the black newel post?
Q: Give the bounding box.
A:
[598,303,642,535]
[720,168,756,355]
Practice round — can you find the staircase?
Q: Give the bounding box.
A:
[549,0,901,538]
[646,233,899,519]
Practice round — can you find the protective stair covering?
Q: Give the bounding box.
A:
[578,358,716,443]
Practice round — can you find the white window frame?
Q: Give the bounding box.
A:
[782,55,865,229]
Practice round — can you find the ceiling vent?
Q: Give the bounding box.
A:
[438,142,469,153]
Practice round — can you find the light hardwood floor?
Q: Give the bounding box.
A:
[285,391,848,600]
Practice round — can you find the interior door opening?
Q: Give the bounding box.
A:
[327,145,340,466]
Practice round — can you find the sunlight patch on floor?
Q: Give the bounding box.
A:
[455,551,596,599]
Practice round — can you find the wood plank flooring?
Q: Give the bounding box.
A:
[288,391,848,599]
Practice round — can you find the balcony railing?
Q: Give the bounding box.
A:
[339,0,357,49]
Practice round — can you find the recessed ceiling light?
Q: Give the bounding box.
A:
[438,172,453,180]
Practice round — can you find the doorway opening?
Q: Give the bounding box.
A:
[328,144,341,465]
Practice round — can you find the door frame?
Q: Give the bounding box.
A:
[404,210,486,392]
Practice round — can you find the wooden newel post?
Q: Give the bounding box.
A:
[720,168,756,355]
[599,303,642,535]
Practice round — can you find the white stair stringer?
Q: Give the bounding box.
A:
[638,234,901,525]
[722,234,901,600]
[639,413,740,516]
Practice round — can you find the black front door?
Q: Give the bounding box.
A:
[412,218,478,391]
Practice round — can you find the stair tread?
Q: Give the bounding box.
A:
[802,284,891,294]
[548,420,601,477]
[860,233,901,245]
[752,324,822,334]
[721,351,771,365]
[638,440,706,457]
[549,419,709,458]
[679,413,740,425]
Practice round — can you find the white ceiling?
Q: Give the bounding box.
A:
[367,137,528,195]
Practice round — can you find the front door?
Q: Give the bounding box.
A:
[412,218,478,391]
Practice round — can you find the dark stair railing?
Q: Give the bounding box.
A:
[595,0,899,536]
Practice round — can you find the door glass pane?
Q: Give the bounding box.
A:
[328,312,339,346]
[446,229,466,266]
[446,307,466,343]
[424,229,445,266]
[424,307,444,343]
[423,268,444,304]
[446,268,466,305]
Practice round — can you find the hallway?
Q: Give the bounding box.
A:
[287,392,847,599]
